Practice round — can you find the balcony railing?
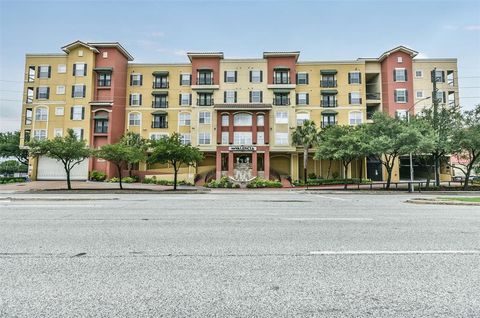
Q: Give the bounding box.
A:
[151,122,168,129]
[153,82,169,89]
[366,92,381,100]
[197,99,214,106]
[152,101,168,108]
[273,79,291,84]
[273,98,290,106]
[320,80,337,88]
[196,79,213,85]
[321,100,337,107]
[321,121,338,128]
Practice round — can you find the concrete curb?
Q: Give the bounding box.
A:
[0,197,120,201]
[406,198,480,206]
[9,189,211,195]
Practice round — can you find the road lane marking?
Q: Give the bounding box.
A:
[282,218,373,221]
[312,195,348,201]
[309,250,480,255]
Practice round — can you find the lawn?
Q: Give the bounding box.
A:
[438,197,480,203]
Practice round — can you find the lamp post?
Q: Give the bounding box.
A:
[407,96,431,192]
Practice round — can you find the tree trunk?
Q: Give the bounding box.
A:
[385,167,393,189]
[66,167,72,190]
[128,163,133,178]
[344,163,349,190]
[173,166,178,191]
[117,164,123,190]
[303,149,308,184]
[435,154,441,187]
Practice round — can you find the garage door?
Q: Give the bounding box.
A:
[37,156,89,180]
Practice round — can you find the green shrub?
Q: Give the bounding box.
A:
[308,172,317,179]
[108,177,120,183]
[0,177,26,184]
[293,178,372,186]
[90,170,107,182]
[143,177,193,186]
[121,177,136,183]
[205,176,235,188]
[332,171,340,179]
[143,176,157,184]
[247,178,282,188]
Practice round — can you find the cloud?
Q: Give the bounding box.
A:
[464,24,480,31]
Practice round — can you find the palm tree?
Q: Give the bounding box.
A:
[291,120,319,184]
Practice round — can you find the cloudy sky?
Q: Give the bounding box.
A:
[1,0,479,132]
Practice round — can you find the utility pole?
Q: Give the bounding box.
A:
[431,68,440,186]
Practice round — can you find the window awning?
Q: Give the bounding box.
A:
[196,89,214,93]
[152,71,169,76]
[197,67,213,70]
[321,110,338,115]
[321,69,337,75]
[274,65,290,70]
[151,110,167,115]
[321,89,338,95]
[93,67,113,73]
[93,114,109,119]
[272,89,292,93]
[151,91,168,96]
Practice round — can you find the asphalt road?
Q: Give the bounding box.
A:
[0,191,479,317]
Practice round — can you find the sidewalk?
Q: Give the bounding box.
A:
[0,181,176,192]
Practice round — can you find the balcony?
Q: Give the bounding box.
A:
[152,101,168,108]
[320,80,337,88]
[366,92,381,100]
[273,98,290,106]
[152,82,169,89]
[197,99,214,106]
[321,100,337,108]
[321,121,337,128]
[151,122,168,129]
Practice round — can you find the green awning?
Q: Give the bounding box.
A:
[93,67,113,73]
[152,71,169,76]
[196,89,214,93]
[274,65,290,70]
[321,89,338,95]
[151,110,167,115]
[321,110,338,115]
[151,91,168,96]
[321,69,337,75]
[93,114,109,119]
[272,88,293,93]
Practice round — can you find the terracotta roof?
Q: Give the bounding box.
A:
[214,103,272,110]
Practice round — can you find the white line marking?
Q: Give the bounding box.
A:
[309,250,480,255]
[282,218,372,221]
[313,195,348,201]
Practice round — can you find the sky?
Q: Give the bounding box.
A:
[1,0,479,132]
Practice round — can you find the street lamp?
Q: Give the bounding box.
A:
[407,96,431,192]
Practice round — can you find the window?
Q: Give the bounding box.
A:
[415,70,423,78]
[180,93,191,106]
[56,85,65,95]
[37,87,49,99]
[349,111,363,125]
[274,93,290,105]
[58,64,66,73]
[222,114,229,126]
[198,132,211,145]
[102,52,108,58]
[257,132,265,145]
[54,128,63,137]
[197,71,213,85]
[396,110,408,120]
[395,89,407,103]
[224,90,236,103]
[416,90,424,99]
[129,113,141,126]
[129,93,142,106]
[397,56,403,63]
[394,68,407,82]
[250,70,262,83]
[447,70,454,86]
[199,111,211,124]
[321,75,336,87]
[94,119,109,133]
[130,74,143,86]
[98,73,111,87]
[180,133,191,145]
[71,106,84,120]
[24,130,31,143]
[78,50,84,57]
[197,93,213,106]
[72,128,84,141]
[257,114,264,126]
[153,75,168,89]
[297,73,308,85]
[234,132,252,145]
[35,107,48,121]
[180,74,191,85]
[38,66,51,78]
[55,107,64,116]
[434,70,445,83]
[152,114,168,128]
[296,113,309,126]
[275,133,288,145]
[72,85,86,98]
[322,114,336,128]
[234,113,252,126]
[349,92,361,105]
[296,93,308,105]
[73,63,86,76]
[348,72,361,84]
[179,113,191,126]
[321,94,336,107]
[275,111,288,124]
[221,132,229,144]
[150,133,168,141]
[28,66,35,82]
[152,95,168,108]
[274,70,290,84]
[33,129,47,140]
[26,87,34,103]
[25,108,32,125]
[250,91,262,103]
[435,91,445,103]
[224,71,236,83]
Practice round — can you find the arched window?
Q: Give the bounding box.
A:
[234,113,252,126]
[257,114,264,126]
[221,114,229,126]
[129,112,141,126]
[296,113,310,126]
[35,107,48,121]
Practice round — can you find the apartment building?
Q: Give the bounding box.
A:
[20,41,459,183]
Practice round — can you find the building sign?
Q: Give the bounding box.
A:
[229,145,257,152]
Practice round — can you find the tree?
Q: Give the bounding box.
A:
[315,125,367,189]
[28,129,92,190]
[291,120,319,183]
[0,131,29,165]
[365,112,422,189]
[0,160,27,176]
[148,133,203,190]
[96,142,146,189]
[120,132,148,177]
[450,104,480,190]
